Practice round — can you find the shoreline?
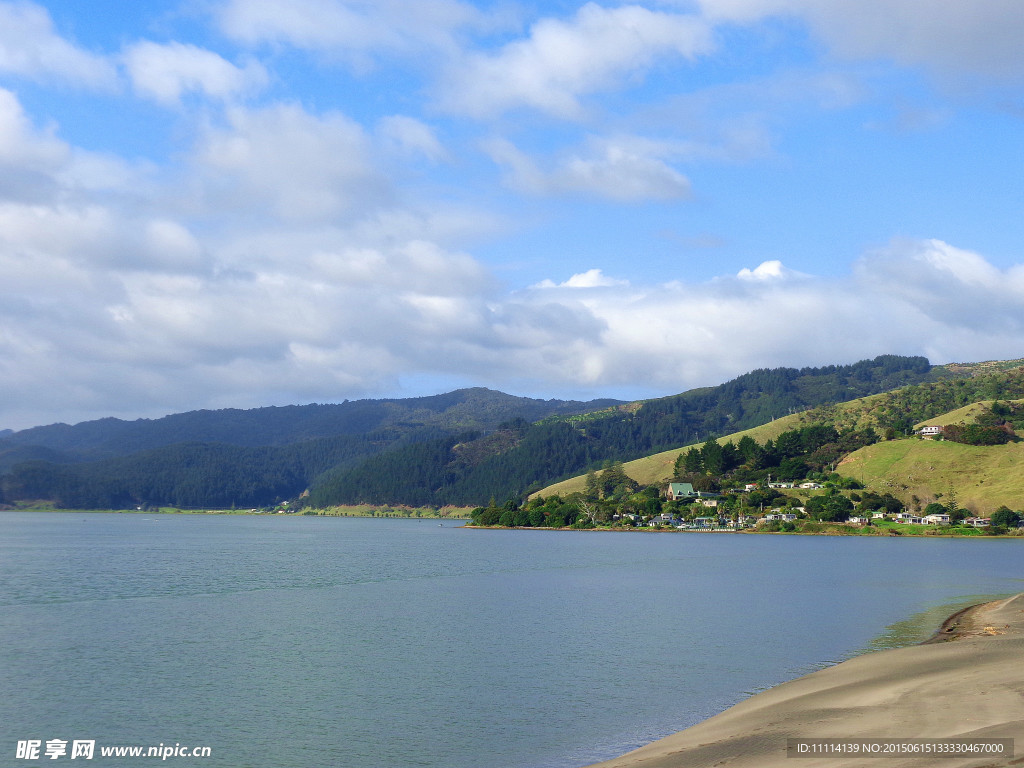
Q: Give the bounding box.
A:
[462,523,1022,538]
[582,594,1024,768]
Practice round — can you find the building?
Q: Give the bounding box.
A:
[923,513,951,525]
[919,425,943,437]
[666,482,695,500]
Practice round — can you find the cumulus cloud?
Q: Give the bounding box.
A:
[189,103,390,223]
[736,260,801,281]
[4,91,1024,437]
[697,0,1024,83]
[124,41,268,105]
[0,1,116,87]
[377,115,448,162]
[439,3,715,118]
[504,240,1024,394]
[484,134,692,200]
[533,269,630,289]
[215,0,498,65]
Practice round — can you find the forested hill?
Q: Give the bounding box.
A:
[0,390,620,508]
[0,355,957,510]
[307,355,944,507]
[0,388,622,461]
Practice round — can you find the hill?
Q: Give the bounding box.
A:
[0,388,622,460]
[535,368,1024,508]
[3,355,1004,510]
[536,413,809,498]
[307,355,942,507]
[0,389,621,508]
[839,439,1024,512]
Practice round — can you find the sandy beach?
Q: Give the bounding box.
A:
[585,594,1024,768]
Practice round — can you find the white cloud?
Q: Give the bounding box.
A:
[697,0,1024,83]
[533,269,629,289]
[0,87,67,173]
[737,260,797,281]
[124,41,268,106]
[439,3,715,118]
[216,0,497,65]
[507,240,1024,393]
[0,87,149,203]
[189,103,389,223]
[484,134,692,200]
[0,1,116,87]
[377,115,448,162]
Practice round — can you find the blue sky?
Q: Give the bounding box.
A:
[2,0,1024,429]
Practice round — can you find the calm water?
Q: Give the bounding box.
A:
[1,513,1021,768]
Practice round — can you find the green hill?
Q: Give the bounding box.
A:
[839,439,1024,513]
[8,355,1023,511]
[307,355,941,507]
[535,413,808,497]
[535,369,1024,512]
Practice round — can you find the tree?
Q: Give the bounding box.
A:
[807,491,853,522]
[737,435,759,462]
[944,485,959,516]
[990,506,1021,530]
[682,447,703,473]
[701,440,724,475]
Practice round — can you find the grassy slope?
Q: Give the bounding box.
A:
[536,390,1024,512]
[838,439,1024,513]
[535,412,808,497]
[912,398,1024,429]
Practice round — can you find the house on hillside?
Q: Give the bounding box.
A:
[666,482,695,500]
[896,515,924,524]
[923,513,951,525]
[919,425,943,437]
[650,513,682,527]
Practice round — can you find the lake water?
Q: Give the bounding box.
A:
[1,513,1021,768]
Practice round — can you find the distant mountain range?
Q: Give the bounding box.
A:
[1,354,1001,510]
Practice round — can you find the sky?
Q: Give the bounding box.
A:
[1,0,1024,430]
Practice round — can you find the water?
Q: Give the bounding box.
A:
[1,513,1021,768]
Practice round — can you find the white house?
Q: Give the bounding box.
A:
[799,482,823,489]
[848,516,870,524]
[964,517,991,528]
[923,513,951,525]
[919,425,943,437]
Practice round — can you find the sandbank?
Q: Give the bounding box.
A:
[584,594,1024,768]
